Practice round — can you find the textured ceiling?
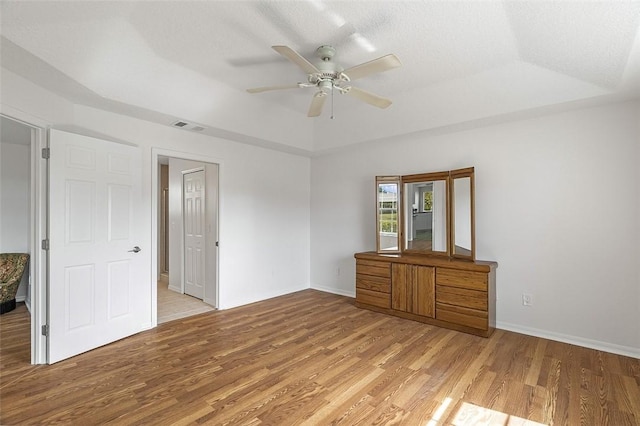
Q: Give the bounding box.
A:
[1,1,639,154]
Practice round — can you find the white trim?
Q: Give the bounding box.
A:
[168,284,182,293]
[0,105,49,129]
[151,148,223,326]
[181,166,205,175]
[33,125,48,364]
[311,285,355,299]
[496,321,640,359]
[31,125,48,364]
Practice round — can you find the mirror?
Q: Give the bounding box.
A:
[402,172,450,256]
[376,176,400,253]
[375,167,475,259]
[451,167,475,260]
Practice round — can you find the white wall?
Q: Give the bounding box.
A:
[311,100,640,356]
[0,139,31,302]
[1,67,311,313]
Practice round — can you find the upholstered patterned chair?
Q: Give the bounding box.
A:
[0,253,29,314]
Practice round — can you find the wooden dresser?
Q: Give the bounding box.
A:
[354,252,497,337]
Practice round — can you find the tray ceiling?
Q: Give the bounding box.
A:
[2,1,639,153]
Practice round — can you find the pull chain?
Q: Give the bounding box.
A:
[331,82,335,120]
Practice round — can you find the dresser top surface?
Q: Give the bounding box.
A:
[355,251,497,272]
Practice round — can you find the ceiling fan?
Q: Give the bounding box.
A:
[246,45,401,117]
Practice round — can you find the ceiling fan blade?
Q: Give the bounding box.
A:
[246,84,301,94]
[346,86,392,109]
[308,93,326,117]
[272,45,319,75]
[342,54,401,81]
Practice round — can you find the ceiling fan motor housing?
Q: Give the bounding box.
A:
[313,46,345,91]
[315,45,336,61]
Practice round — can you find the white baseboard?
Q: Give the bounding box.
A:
[497,321,640,359]
[218,284,309,310]
[311,285,355,298]
[168,285,181,293]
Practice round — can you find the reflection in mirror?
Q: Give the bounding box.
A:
[451,167,475,260]
[376,177,400,253]
[453,177,472,256]
[403,179,447,254]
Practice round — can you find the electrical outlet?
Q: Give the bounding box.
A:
[522,293,533,306]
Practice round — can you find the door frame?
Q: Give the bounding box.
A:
[151,148,222,326]
[0,109,48,364]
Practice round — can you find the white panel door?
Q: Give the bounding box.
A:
[48,129,149,363]
[183,170,205,299]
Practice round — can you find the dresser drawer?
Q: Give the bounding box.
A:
[436,285,487,311]
[356,289,391,309]
[436,268,487,291]
[436,303,488,330]
[356,260,391,278]
[356,273,391,293]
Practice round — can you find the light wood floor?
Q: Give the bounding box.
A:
[1,290,639,425]
[157,281,215,324]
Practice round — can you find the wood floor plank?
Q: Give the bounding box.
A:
[1,292,639,425]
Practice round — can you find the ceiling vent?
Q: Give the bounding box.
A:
[171,120,206,132]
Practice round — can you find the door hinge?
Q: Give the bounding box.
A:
[216,241,219,247]
[41,239,50,250]
[41,148,50,159]
[41,324,49,336]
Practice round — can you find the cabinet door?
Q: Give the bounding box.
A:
[391,264,435,318]
[413,266,435,317]
[391,263,410,312]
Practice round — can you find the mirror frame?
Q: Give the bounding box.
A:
[450,167,475,261]
[374,167,475,260]
[375,176,401,253]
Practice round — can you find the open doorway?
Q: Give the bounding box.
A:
[0,114,47,364]
[156,155,219,324]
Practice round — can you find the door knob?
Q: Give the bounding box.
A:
[128,246,141,253]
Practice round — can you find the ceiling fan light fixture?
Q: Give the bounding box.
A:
[318,79,333,92]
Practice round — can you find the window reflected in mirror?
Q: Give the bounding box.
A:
[376,176,400,253]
